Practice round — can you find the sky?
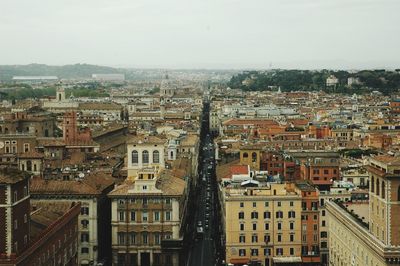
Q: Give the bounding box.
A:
[0,0,399,69]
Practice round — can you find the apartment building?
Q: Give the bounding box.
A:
[327,155,400,266]
[108,134,187,266]
[221,183,303,266]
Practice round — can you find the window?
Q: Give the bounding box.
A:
[264,211,271,219]
[131,211,136,221]
[252,202,257,207]
[119,211,125,221]
[142,233,148,244]
[290,201,294,207]
[81,233,89,243]
[264,234,270,243]
[324,169,329,175]
[290,248,294,255]
[240,202,244,208]
[277,222,282,230]
[81,220,89,228]
[153,150,160,163]
[154,211,160,221]
[265,201,269,207]
[240,224,244,231]
[243,152,248,158]
[252,152,257,162]
[277,234,282,242]
[81,248,89,254]
[276,248,283,256]
[288,211,296,218]
[239,249,246,256]
[290,234,294,242]
[142,211,148,222]
[154,234,161,245]
[290,222,294,230]
[24,143,30,153]
[376,180,380,196]
[251,211,258,219]
[239,235,246,243]
[116,232,126,244]
[322,210,326,216]
[166,198,171,204]
[239,212,244,219]
[265,223,269,230]
[251,249,258,256]
[382,181,386,199]
[129,233,136,244]
[321,231,327,238]
[371,176,375,192]
[313,224,318,230]
[277,201,281,207]
[142,150,149,164]
[322,221,326,227]
[276,211,283,219]
[252,223,257,230]
[166,211,171,221]
[81,207,89,215]
[264,248,271,256]
[131,150,138,164]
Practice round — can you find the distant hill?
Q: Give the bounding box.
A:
[228,69,400,95]
[0,63,123,80]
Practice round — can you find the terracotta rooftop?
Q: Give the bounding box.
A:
[30,172,115,196]
[0,167,29,184]
[79,102,122,110]
[126,135,167,145]
[30,201,73,239]
[372,155,400,165]
[108,169,186,197]
[223,118,279,126]
[230,165,249,176]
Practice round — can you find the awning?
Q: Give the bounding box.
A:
[273,257,302,263]
[230,258,250,264]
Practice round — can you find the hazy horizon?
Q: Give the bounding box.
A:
[1,0,399,69]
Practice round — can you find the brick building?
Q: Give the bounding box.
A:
[0,167,80,266]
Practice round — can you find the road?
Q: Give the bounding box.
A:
[184,101,222,266]
[187,136,217,266]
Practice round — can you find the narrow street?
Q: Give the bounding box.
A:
[183,100,222,266]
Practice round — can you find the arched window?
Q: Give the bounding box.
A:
[243,152,248,158]
[142,150,149,164]
[376,180,380,196]
[382,181,385,199]
[26,160,32,171]
[153,150,160,164]
[371,176,375,193]
[252,152,257,162]
[131,150,138,164]
[170,151,174,159]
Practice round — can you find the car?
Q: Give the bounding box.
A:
[205,224,209,230]
[197,221,202,227]
[205,219,209,225]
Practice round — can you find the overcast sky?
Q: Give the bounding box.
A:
[1,0,399,69]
